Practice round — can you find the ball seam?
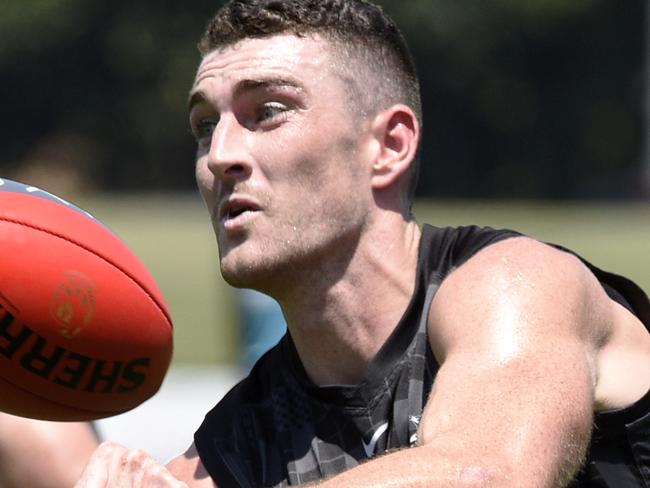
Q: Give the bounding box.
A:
[0,216,172,329]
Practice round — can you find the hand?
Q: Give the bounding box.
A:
[75,442,188,488]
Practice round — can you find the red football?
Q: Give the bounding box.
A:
[0,178,173,420]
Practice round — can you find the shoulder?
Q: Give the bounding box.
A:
[428,236,612,362]
[435,235,608,311]
[193,342,291,486]
[199,340,287,431]
[189,375,266,488]
[418,224,522,278]
[196,368,272,445]
[447,234,591,283]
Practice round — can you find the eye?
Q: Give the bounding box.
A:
[256,103,289,125]
[192,117,219,142]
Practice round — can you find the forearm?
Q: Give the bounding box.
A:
[309,420,587,488]
[0,415,99,488]
[310,445,513,488]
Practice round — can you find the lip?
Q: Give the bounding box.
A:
[218,195,262,223]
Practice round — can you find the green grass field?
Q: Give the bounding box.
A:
[77,194,650,366]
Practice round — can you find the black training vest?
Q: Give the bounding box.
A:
[194,224,650,487]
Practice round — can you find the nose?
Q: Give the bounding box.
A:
[207,114,253,183]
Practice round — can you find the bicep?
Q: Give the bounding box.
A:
[420,238,610,484]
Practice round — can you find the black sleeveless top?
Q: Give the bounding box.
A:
[194,225,650,487]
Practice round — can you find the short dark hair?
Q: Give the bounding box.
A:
[199,0,422,207]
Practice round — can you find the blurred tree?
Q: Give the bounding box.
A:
[379,0,645,198]
[0,0,645,199]
[1,0,218,193]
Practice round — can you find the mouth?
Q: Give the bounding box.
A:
[219,197,262,223]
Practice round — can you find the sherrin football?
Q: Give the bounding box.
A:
[0,178,173,420]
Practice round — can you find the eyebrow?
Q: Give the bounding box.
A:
[187,76,305,113]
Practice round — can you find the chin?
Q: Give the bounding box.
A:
[219,254,280,293]
[219,264,254,289]
[217,232,300,290]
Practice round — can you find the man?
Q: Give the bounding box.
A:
[76,0,650,486]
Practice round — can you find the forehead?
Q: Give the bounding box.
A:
[191,34,336,100]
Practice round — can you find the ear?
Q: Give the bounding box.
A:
[369,104,420,191]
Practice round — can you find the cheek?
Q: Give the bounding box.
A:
[252,121,365,210]
[267,130,358,182]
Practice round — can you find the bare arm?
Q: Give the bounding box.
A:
[71,238,614,488]
[0,414,99,488]
[314,237,611,487]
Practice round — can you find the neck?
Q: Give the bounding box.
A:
[274,218,421,386]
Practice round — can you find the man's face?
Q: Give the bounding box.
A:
[189,34,373,290]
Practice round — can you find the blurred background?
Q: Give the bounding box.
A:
[1,0,649,462]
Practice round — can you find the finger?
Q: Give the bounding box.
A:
[74,459,108,488]
[75,442,125,488]
[74,442,187,488]
[123,448,157,487]
[143,465,189,488]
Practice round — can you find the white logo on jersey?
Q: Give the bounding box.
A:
[362,422,389,458]
[409,415,421,445]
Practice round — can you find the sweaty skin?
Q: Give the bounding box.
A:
[190,34,420,386]
[75,32,650,488]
